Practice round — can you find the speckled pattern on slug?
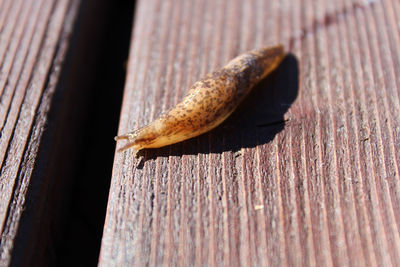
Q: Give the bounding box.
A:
[115,45,286,153]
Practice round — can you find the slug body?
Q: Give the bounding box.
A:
[116,45,285,153]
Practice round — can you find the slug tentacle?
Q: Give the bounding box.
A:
[116,45,285,155]
[114,134,136,152]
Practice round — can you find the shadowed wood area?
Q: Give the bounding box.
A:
[0,0,124,266]
[100,0,400,266]
[0,0,82,265]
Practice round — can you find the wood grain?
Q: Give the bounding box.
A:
[100,0,400,266]
[0,0,82,265]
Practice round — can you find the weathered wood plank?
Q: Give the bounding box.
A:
[0,0,116,265]
[100,0,400,265]
[0,1,80,265]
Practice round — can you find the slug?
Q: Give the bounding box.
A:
[115,45,285,155]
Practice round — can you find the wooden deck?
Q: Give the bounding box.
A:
[99,0,400,266]
[1,0,400,266]
[0,0,132,266]
[0,1,82,265]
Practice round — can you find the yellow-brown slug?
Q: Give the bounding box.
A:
[115,45,285,154]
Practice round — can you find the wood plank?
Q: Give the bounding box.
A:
[0,0,115,265]
[100,0,400,265]
[0,1,79,265]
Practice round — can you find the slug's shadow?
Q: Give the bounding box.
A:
[138,53,299,163]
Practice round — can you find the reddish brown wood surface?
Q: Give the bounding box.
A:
[100,0,400,266]
[0,0,81,265]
